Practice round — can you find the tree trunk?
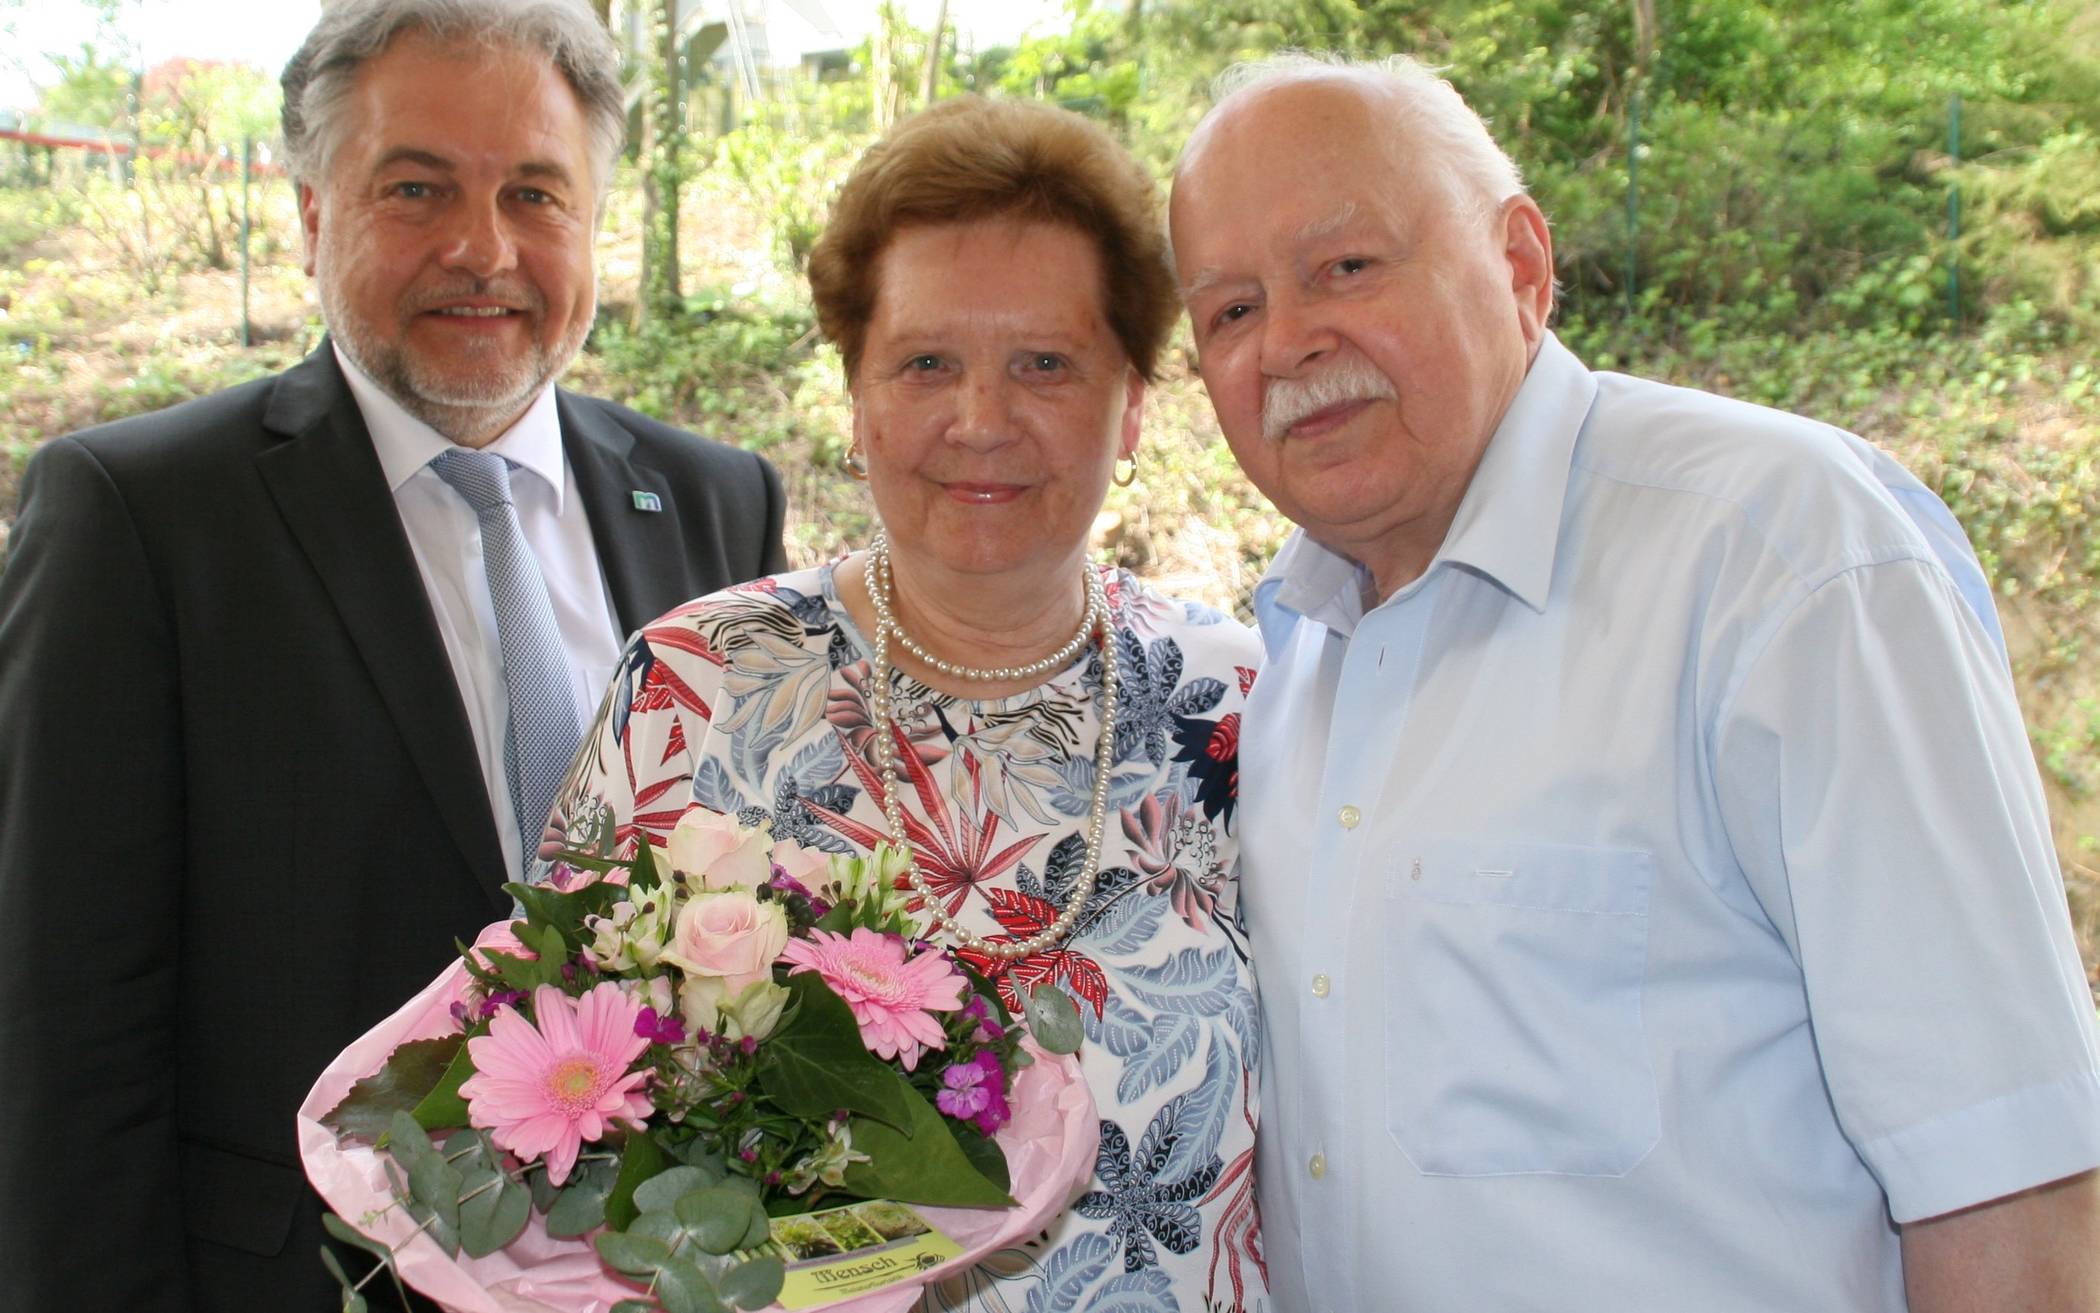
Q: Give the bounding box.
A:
[918,0,948,109]
[637,0,682,325]
[1632,0,1657,78]
[871,4,896,131]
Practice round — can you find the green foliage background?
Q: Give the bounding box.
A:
[4,0,2100,972]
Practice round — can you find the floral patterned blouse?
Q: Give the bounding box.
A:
[550,561,1269,1313]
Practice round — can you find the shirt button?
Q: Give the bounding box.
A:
[1337,805,1361,829]
[1311,973,1331,998]
[1308,1153,1327,1180]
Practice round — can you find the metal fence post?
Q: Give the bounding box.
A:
[1626,86,1641,317]
[240,136,253,348]
[1947,92,1962,327]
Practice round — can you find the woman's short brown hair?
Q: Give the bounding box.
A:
[808,95,1178,384]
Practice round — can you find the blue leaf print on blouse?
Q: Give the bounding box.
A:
[1025,1232,1118,1313]
[690,757,748,817]
[1074,1103,1223,1274]
[1164,676,1226,719]
[1121,946,1261,1073]
[1090,1266,1180,1313]
[1153,1037,1237,1185]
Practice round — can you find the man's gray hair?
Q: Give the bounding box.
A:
[1207,52,1526,216]
[280,0,625,197]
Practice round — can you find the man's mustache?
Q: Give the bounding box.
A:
[1262,358,1398,442]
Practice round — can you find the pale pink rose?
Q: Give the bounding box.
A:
[770,840,832,889]
[667,807,774,890]
[658,890,789,993]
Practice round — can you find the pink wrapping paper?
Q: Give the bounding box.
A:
[298,929,1097,1313]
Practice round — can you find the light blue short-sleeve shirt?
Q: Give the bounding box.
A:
[1240,333,2100,1312]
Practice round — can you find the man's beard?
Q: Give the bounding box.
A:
[319,268,591,444]
[1261,355,1399,442]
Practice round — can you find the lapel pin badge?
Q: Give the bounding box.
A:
[631,491,662,513]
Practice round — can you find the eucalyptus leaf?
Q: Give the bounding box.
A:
[682,1185,758,1255]
[719,1255,787,1311]
[320,1212,395,1265]
[632,1164,712,1216]
[386,1111,439,1170]
[459,1169,531,1258]
[320,1036,463,1141]
[653,1254,729,1313]
[737,1202,774,1252]
[318,1242,365,1313]
[611,1303,659,1313]
[630,1208,690,1248]
[606,1131,668,1230]
[755,975,913,1129]
[1021,983,1084,1055]
[595,1229,673,1276]
[545,1156,620,1237]
[843,1083,1015,1208]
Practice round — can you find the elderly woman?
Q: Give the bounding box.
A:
[551,96,1267,1310]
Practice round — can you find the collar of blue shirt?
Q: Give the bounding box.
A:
[1256,331,1600,649]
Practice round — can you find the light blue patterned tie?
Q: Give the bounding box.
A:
[430,447,580,876]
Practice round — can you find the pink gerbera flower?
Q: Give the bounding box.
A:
[779,928,966,1070]
[459,982,653,1185]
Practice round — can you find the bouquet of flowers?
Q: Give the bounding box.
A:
[299,807,1094,1313]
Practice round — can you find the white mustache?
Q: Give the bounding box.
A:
[1261,358,1397,442]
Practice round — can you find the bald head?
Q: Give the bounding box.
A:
[1166,55,1557,595]
[1178,54,1525,227]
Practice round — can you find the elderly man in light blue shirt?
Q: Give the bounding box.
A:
[1169,53,2100,1313]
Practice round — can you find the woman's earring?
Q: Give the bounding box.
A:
[844,440,869,482]
[1112,453,1138,488]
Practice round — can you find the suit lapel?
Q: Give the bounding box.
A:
[561,392,683,635]
[254,347,510,905]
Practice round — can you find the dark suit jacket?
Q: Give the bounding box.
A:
[0,345,788,1311]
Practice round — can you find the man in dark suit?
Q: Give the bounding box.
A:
[0,0,787,1307]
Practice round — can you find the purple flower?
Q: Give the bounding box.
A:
[634,1005,686,1046]
[967,1050,1010,1135]
[936,1060,992,1121]
[768,869,815,900]
[476,989,528,1021]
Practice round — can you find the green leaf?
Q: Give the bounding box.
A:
[611,1303,660,1313]
[680,1185,758,1255]
[1021,983,1083,1055]
[320,1036,463,1141]
[842,1083,1015,1208]
[605,1129,668,1230]
[594,1230,672,1276]
[320,1212,394,1266]
[632,1163,712,1216]
[409,1041,479,1134]
[545,1156,620,1237]
[629,830,662,891]
[459,1168,531,1258]
[755,976,913,1129]
[505,878,627,952]
[738,1200,774,1251]
[479,947,552,994]
[319,1243,364,1311]
[951,1121,1012,1194]
[719,1255,786,1311]
[653,1253,729,1313]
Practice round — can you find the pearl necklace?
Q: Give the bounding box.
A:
[867,531,1103,682]
[861,540,1120,961]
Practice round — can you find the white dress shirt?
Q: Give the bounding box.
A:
[1240,333,2100,1312]
[337,345,623,875]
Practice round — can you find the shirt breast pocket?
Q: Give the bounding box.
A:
[1383,838,1660,1177]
